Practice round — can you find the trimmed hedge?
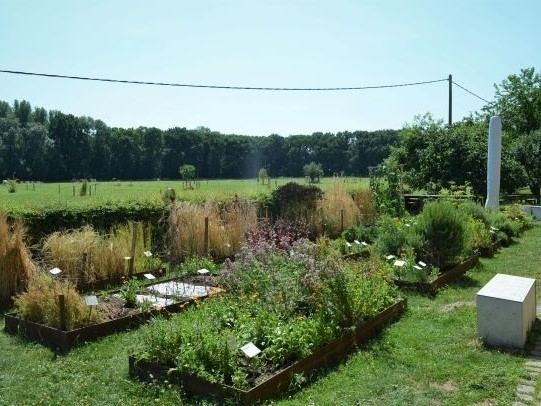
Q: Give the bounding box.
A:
[5,200,170,251]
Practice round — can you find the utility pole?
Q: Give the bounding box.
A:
[448,74,452,126]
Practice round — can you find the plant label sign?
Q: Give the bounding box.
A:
[144,273,156,280]
[197,268,210,275]
[240,342,261,358]
[49,267,62,275]
[84,295,99,306]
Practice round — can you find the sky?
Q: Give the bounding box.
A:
[1,0,540,136]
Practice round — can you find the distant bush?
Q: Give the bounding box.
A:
[7,179,17,193]
[268,182,323,222]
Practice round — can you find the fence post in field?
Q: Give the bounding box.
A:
[129,225,138,277]
[204,217,209,256]
[58,294,67,331]
[341,210,344,232]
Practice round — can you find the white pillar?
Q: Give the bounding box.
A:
[485,116,502,210]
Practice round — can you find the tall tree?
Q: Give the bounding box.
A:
[513,129,541,202]
[486,67,541,136]
[140,127,164,179]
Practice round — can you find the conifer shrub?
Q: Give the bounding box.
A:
[414,200,468,269]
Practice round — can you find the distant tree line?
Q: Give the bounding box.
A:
[0,99,399,181]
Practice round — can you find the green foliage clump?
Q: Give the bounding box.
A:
[177,256,219,276]
[414,200,468,269]
[369,162,404,217]
[374,215,420,257]
[119,278,143,308]
[303,162,324,183]
[7,179,17,193]
[79,179,88,196]
[342,224,378,244]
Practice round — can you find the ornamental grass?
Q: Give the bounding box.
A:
[13,272,102,330]
[41,222,153,286]
[0,213,36,300]
[169,197,257,260]
[314,181,361,238]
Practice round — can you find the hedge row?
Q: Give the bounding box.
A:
[6,201,171,250]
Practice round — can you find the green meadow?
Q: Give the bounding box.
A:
[0,177,370,212]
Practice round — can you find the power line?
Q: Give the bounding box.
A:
[452,80,491,104]
[0,69,448,91]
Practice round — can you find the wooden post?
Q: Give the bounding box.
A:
[340,210,344,232]
[204,217,209,256]
[448,74,453,126]
[58,294,67,331]
[129,225,138,277]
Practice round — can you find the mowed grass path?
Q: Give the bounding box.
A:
[0,177,369,213]
[2,225,540,405]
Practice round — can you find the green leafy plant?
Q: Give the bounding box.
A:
[119,278,143,308]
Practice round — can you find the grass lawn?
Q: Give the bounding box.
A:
[1,225,540,405]
[0,177,369,213]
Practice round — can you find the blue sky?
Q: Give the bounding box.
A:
[1,0,539,136]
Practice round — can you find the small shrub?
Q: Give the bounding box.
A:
[7,179,17,193]
[501,204,536,234]
[341,224,378,244]
[79,179,88,196]
[465,218,492,254]
[457,201,490,226]
[119,278,143,308]
[414,200,468,269]
[178,256,219,276]
[374,215,408,257]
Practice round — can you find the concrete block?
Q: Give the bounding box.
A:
[477,273,536,348]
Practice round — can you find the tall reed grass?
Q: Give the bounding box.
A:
[169,197,257,260]
[41,222,153,286]
[314,182,361,238]
[0,214,35,300]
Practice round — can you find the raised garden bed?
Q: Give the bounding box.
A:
[129,298,407,405]
[393,254,479,293]
[4,277,221,350]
